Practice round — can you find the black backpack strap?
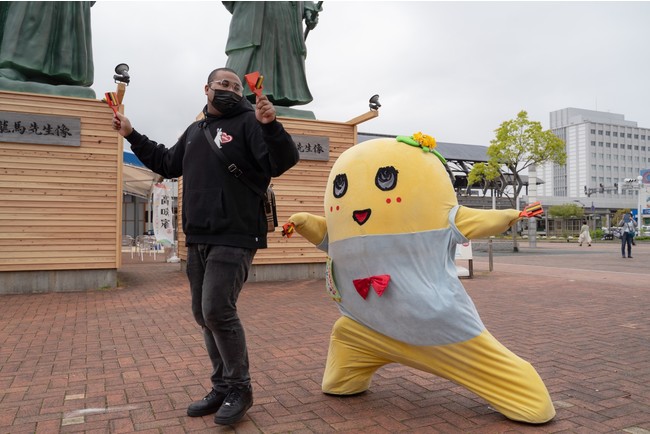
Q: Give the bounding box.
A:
[203,127,266,198]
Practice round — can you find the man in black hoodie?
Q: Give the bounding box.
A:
[112,67,299,425]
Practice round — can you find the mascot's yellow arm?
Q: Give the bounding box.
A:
[290,207,521,243]
[288,212,327,246]
[456,206,522,239]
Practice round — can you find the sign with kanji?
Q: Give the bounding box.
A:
[0,111,81,146]
[292,134,329,161]
[152,183,174,246]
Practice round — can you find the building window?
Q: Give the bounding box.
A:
[606,142,611,147]
[591,129,596,134]
[628,133,632,138]
[613,132,618,137]
[591,165,597,171]
[613,143,618,148]
[598,142,604,147]
[635,145,639,150]
[598,130,603,135]
[628,145,633,150]
[642,146,646,151]
[606,131,611,136]
[591,141,596,146]
[591,152,597,158]
[642,135,646,140]
[634,134,639,139]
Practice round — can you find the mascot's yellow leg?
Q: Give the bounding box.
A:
[322,316,555,424]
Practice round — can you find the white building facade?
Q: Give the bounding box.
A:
[537,107,648,213]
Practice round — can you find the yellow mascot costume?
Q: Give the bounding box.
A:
[284,133,555,424]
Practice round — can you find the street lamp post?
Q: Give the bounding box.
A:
[623,176,644,236]
[637,175,643,236]
[528,164,537,248]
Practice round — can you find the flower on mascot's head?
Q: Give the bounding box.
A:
[396,131,447,165]
[412,131,436,151]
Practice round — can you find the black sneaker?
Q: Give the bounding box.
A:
[214,386,253,425]
[187,388,227,417]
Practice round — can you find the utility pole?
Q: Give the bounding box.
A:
[622,177,644,236]
[636,176,643,236]
[528,164,537,248]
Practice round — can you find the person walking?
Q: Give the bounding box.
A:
[578,220,591,246]
[618,213,637,258]
[112,67,299,425]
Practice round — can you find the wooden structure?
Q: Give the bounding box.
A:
[0,90,124,293]
[178,111,378,281]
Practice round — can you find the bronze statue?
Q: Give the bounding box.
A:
[223,1,321,108]
[0,1,95,98]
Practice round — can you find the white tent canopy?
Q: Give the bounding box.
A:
[122,152,160,199]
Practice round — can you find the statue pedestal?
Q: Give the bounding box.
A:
[275,106,316,120]
[0,76,96,99]
[0,90,122,293]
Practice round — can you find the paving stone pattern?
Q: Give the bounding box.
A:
[1,242,649,433]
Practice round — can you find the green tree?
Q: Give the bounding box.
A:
[613,208,632,226]
[548,203,584,218]
[468,110,567,208]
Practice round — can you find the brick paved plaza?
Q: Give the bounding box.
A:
[1,241,649,433]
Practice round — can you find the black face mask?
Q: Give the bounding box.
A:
[211,89,242,114]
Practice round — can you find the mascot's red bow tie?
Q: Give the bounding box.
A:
[352,275,391,299]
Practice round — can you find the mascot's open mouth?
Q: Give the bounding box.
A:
[352,209,371,225]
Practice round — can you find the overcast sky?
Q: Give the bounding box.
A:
[90,1,650,152]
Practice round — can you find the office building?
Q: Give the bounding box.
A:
[537,108,648,213]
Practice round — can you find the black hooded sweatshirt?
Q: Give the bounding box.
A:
[125,97,299,249]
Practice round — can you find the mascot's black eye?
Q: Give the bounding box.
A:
[375,166,398,191]
[333,173,348,198]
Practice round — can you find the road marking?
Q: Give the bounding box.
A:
[64,404,141,419]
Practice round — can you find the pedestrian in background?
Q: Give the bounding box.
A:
[618,213,637,258]
[578,220,591,247]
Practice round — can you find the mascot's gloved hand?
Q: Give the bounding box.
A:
[283,212,327,246]
[282,212,310,238]
[519,201,544,218]
[282,222,295,238]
